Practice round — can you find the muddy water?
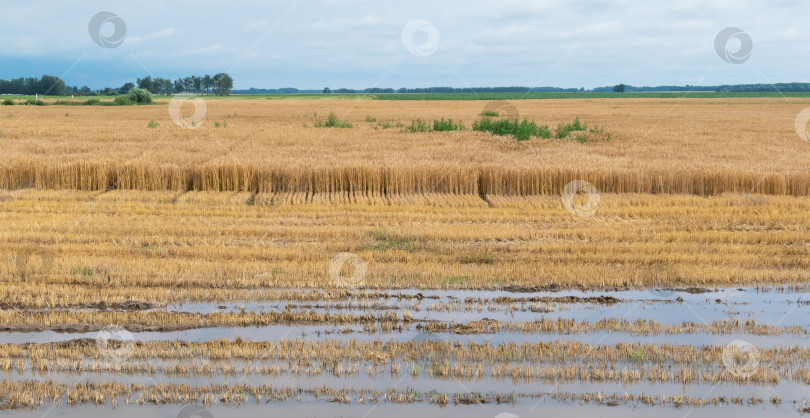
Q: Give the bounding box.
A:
[1,286,809,413]
[9,401,805,418]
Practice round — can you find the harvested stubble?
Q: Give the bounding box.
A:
[2,98,810,195]
[4,339,810,386]
[1,191,809,312]
[0,379,780,410]
[0,307,804,337]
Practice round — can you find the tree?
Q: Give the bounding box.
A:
[137,76,155,93]
[613,84,626,93]
[39,75,66,96]
[202,75,212,94]
[213,73,233,95]
[323,87,331,94]
[119,82,134,94]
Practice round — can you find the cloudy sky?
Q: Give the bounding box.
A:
[1,0,807,90]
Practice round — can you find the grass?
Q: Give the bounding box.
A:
[432,118,464,132]
[147,120,159,128]
[479,110,499,117]
[378,120,404,129]
[72,267,94,277]
[314,111,352,128]
[405,118,429,133]
[556,117,586,139]
[472,118,552,141]
[365,230,423,252]
[460,253,495,265]
[403,118,464,133]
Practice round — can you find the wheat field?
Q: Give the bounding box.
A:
[2,98,810,195]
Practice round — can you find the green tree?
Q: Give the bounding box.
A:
[202,75,213,94]
[137,76,156,93]
[39,75,66,96]
[119,82,134,94]
[613,84,626,93]
[213,73,233,95]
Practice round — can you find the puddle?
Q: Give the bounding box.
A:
[1,286,808,413]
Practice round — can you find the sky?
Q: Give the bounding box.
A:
[0,0,807,90]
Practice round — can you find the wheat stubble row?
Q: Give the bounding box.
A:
[0,190,808,310]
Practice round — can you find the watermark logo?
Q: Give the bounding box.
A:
[15,246,54,281]
[722,340,760,378]
[401,20,440,57]
[95,324,135,365]
[88,12,127,49]
[329,252,367,288]
[714,27,752,64]
[794,108,810,143]
[561,180,600,217]
[481,101,520,121]
[177,404,214,418]
[169,96,207,129]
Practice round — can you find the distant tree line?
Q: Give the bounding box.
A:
[317,86,585,94]
[713,82,810,92]
[0,75,68,96]
[0,74,234,96]
[5,75,810,97]
[591,84,810,93]
[393,86,584,93]
[136,73,234,96]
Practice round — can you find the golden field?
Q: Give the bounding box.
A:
[1,98,810,195]
[1,190,809,311]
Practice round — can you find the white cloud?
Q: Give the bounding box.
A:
[174,44,234,56]
[776,27,800,40]
[244,20,269,34]
[126,28,180,45]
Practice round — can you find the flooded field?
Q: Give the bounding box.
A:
[1,285,808,416]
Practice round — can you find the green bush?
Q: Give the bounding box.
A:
[114,96,133,106]
[127,88,153,105]
[2,99,14,106]
[25,99,45,106]
[314,111,352,128]
[433,117,464,132]
[479,110,499,117]
[473,118,551,141]
[83,98,101,106]
[405,118,429,133]
[556,117,587,139]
